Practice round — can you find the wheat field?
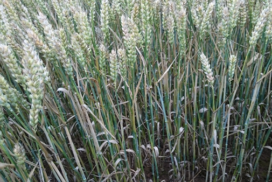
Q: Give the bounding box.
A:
[0,0,272,181]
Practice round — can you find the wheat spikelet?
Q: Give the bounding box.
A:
[13,143,26,166]
[238,0,247,27]
[117,48,127,79]
[199,2,214,40]
[249,7,270,47]
[74,11,92,44]
[0,44,26,87]
[0,74,28,110]
[121,15,141,68]
[176,4,186,55]
[228,55,237,81]
[141,0,152,44]
[22,39,48,130]
[101,0,110,42]
[99,44,108,76]
[110,49,118,87]
[200,53,214,85]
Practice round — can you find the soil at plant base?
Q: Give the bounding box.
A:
[145,146,272,182]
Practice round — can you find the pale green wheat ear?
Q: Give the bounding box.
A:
[99,44,108,76]
[0,5,12,38]
[37,12,57,51]
[121,15,141,69]
[0,89,11,110]
[0,44,26,87]
[248,0,255,20]
[166,14,175,44]
[140,0,152,44]
[218,6,230,45]
[0,74,28,111]
[162,0,170,31]
[131,3,140,25]
[191,3,203,29]
[74,11,92,45]
[112,0,122,16]
[36,12,59,64]
[51,0,65,26]
[117,48,127,79]
[238,0,247,27]
[37,12,73,77]
[249,7,270,47]
[229,0,241,30]
[110,49,118,87]
[22,39,46,131]
[228,55,237,82]
[72,35,87,71]
[100,0,110,43]
[199,1,214,40]
[200,53,214,85]
[252,0,261,25]
[13,143,26,167]
[175,3,186,55]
